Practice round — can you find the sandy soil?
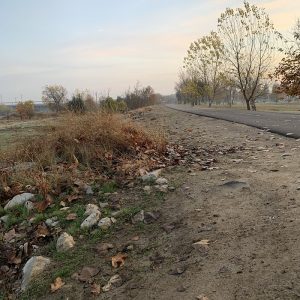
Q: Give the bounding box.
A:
[109,105,300,300]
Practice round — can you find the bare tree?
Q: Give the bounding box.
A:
[42,85,67,113]
[218,1,278,110]
[183,32,224,107]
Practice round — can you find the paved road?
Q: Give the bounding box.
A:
[167,104,300,139]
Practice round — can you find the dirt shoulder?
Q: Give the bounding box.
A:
[5,105,300,300]
[120,105,300,300]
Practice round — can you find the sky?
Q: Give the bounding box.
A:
[0,0,299,102]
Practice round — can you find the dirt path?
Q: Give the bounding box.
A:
[113,105,300,300]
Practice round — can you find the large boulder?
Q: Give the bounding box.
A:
[4,193,35,210]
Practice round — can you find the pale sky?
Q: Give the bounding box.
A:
[0,0,299,102]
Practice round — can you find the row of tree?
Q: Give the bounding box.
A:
[41,83,160,114]
[176,1,300,110]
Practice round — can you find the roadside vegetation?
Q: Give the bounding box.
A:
[176,1,300,111]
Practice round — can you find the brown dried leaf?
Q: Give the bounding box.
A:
[193,239,210,246]
[66,194,82,203]
[34,195,53,212]
[90,283,101,295]
[4,229,16,242]
[35,223,50,238]
[111,253,127,268]
[50,277,65,293]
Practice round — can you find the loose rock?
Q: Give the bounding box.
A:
[81,211,101,229]
[98,217,116,230]
[156,177,168,185]
[132,210,145,224]
[56,232,75,252]
[4,193,35,210]
[21,256,51,291]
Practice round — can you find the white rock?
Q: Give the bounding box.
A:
[155,184,169,193]
[4,193,35,210]
[141,169,162,182]
[56,232,75,252]
[156,177,168,185]
[98,217,113,230]
[84,204,100,216]
[143,186,151,194]
[81,211,101,229]
[0,215,8,223]
[21,256,51,291]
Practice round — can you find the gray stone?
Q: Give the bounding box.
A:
[56,232,75,252]
[21,256,51,291]
[45,217,59,227]
[132,210,144,224]
[98,217,116,230]
[81,211,101,229]
[85,185,94,195]
[0,215,8,223]
[99,202,109,208]
[4,193,35,210]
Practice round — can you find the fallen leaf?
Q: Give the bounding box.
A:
[66,213,77,221]
[34,194,53,212]
[35,223,50,238]
[131,236,140,241]
[66,194,82,203]
[111,253,127,268]
[76,266,100,282]
[50,277,65,293]
[90,283,101,295]
[193,239,210,246]
[4,229,16,242]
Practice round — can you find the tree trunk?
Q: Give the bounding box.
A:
[246,99,251,110]
[250,99,256,111]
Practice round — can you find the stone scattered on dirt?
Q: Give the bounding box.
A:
[84,204,100,216]
[45,217,59,227]
[81,211,101,229]
[132,210,145,224]
[98,217,116,230]
[4,193,35,210]
[0,215,9,223]
[155,184,169,193]
[56,232,75,252]
[143,185,151,194]
[141,169,162,182]
[24,201,34,211]
[156,177,168,185]
[84,185,94,195]
[21,256,51,291]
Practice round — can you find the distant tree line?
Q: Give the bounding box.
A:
[41,82,160,114]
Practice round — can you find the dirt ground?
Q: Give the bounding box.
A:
[10,105,300,300]
[106,105,300,300]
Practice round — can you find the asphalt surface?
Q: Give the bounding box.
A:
[167,104,300,139]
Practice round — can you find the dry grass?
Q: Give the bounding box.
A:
[0,112,166,204]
